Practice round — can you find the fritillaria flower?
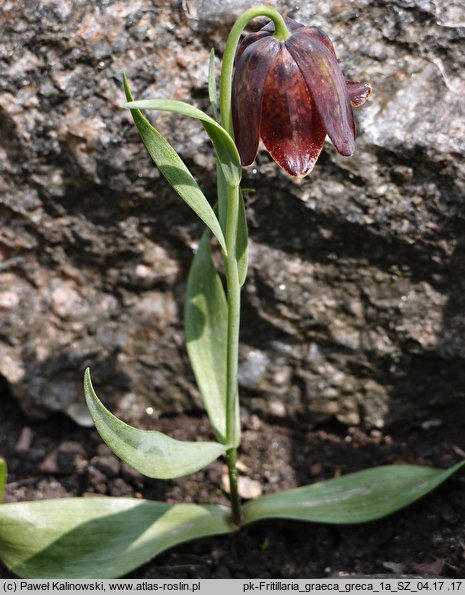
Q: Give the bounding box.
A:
[232,17,371,177]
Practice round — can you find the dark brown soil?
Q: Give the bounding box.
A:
[1,378,465,579]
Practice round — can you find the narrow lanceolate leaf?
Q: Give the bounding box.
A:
[185,231,239,445]
[237,188,248,286]
[208,48,219,121]
[122,75,227,254]
[84,369,226,479]
[217,164,228,233]
[243,461,465,525]
[0,498,234,578]
[0,458,6,503]
[122,98,241,188]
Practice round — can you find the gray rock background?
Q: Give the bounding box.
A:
[1,0,464,429]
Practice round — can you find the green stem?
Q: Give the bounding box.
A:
[219,6,289,527]
[226,448,241,526]
[224,182,241,526]
[219,5,291,137]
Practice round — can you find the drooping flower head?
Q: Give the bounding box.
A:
[232,17,371,177]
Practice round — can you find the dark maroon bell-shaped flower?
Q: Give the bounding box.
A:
[232,17,371,177]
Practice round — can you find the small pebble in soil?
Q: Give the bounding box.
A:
[38,450,61,475]
[221,466,263,499]
[15,426,33,451]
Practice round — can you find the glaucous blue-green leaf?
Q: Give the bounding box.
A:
[243,461,465,525]
[217,164,228,232]
[185,231,239,445]
[84,369,226,479]
[0,497,234,578]
[208,48,219,121]
[122,75,226,254]
[236,188,248,286]
[0,458,6,503]
[122,99,241,188]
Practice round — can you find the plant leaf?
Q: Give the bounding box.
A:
[122,98,241,188]
[208,48,219,121]
[0,458,6,503]
[237,188,248,286]
[0,497,234,578]
[84,369,226,479]
[243,461,465,525]
[185,230,227,442]
[122,75,227,254]
[185,231,239,445]
[217,164,228,232]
